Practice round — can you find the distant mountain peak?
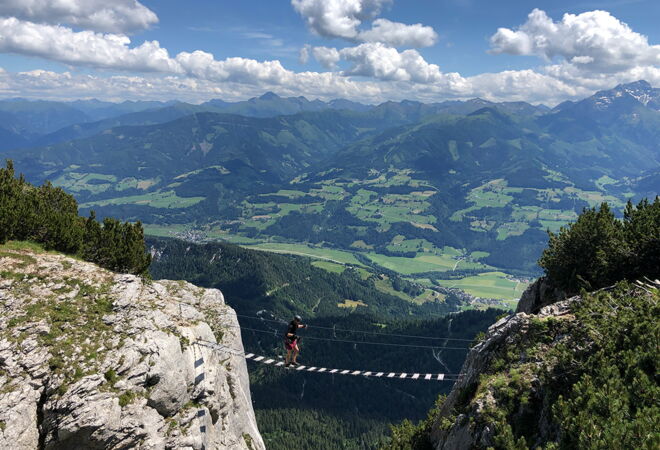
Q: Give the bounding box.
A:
[468,98,493,105]
[595,79,658,108]
[617,80,652,90]
[617,80,655,106]
[259,91,280,100]
[574,79,659,113]
[467,106,507,118]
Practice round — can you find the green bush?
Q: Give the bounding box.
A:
[0,160,150,275]
[552,285,660,450]
[539,199,659,293]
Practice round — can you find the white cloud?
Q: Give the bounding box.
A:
[291,0,390,40]
[174,51,296,85]
[0,18,298,85]
[299,44,311,64]
[3,64,659,108]
[0,18,178,72]
[339,43,442,82]
[0,67,387,104]
[490,8,660,73]
[313,46,341,69]
[0,0,158,33]
[358,19,437,48]
[291,0,436,48]
[465,70,586,105]
[308,43,443,83]
[0,5,657,106]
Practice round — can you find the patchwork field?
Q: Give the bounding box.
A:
[436,272,528,300]
[80,190,205,209]
[311,260,346,274]
[244,242,364,266]
[366,250,489,275]
[135,163,634,306]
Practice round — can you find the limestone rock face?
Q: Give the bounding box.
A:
[0,248,264,450]
[516,276,565,314]
[429,297,577,449]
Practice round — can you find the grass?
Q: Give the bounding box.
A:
[52,172,117,195]
[0,241,81,264]
[386,237,436,253]
[118,390,138,407]
[243,242,364,266]
[496,222,529,240]
[309,184,348,200]
[114,177,159,191]
[311,261,346,274]
[2,272,115,394]
[261,189,307,199]
[373,277,414,302]
[366,251,488,275]
[142,223,190,237]
[80,190,205,209]
[448,178,630,238]
[355,268,372,280]
[451,179,520,222]
[214,233,263,244]
[346,190,436,226]
[436,272,528,300]
[173,165,230,180]
[414,289,446,304]
[350,240,373,250]
[595,175,617,191]
[337,299,367,309]
[373,277,446,305]
[0,240,47,253]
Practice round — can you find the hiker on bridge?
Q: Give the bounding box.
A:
[284,315,307,367]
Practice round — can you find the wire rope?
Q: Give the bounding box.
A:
[225,312,477,342]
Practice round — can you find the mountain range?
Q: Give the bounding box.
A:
[3,80,659,280]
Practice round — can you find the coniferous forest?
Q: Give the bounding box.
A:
[0,160,150,275]
[539,199,660,293]
[148,236,502,449]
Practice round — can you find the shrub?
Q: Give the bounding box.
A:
[539,199,659,293]
[0,160,151,275]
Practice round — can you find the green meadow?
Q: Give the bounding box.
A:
[80,190,204,209]
[436,272,528,300]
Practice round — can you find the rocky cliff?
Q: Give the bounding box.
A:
[0,244,265,450]
[424,279,658,449]
[515,277,565,315]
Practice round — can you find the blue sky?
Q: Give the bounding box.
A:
[0,0,658,104]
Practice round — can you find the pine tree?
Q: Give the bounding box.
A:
[623,198,660,281]
[0,160,151,276]
[539,203,628,293]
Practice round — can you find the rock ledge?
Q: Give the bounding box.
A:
[0,247,264,449]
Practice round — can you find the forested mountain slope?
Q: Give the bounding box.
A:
[148,236,503,449]
[5,80,659,284]
[388,199,660,449]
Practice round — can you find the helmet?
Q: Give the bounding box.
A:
[294,315,302,321]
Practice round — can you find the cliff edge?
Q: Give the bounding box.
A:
[0,244,265,450]
[424,279,658,449]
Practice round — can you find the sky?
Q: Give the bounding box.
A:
[0,0,658,105]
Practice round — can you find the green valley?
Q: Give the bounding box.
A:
[6,82,660,304]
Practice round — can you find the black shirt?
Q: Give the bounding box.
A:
[286,321,298,340]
